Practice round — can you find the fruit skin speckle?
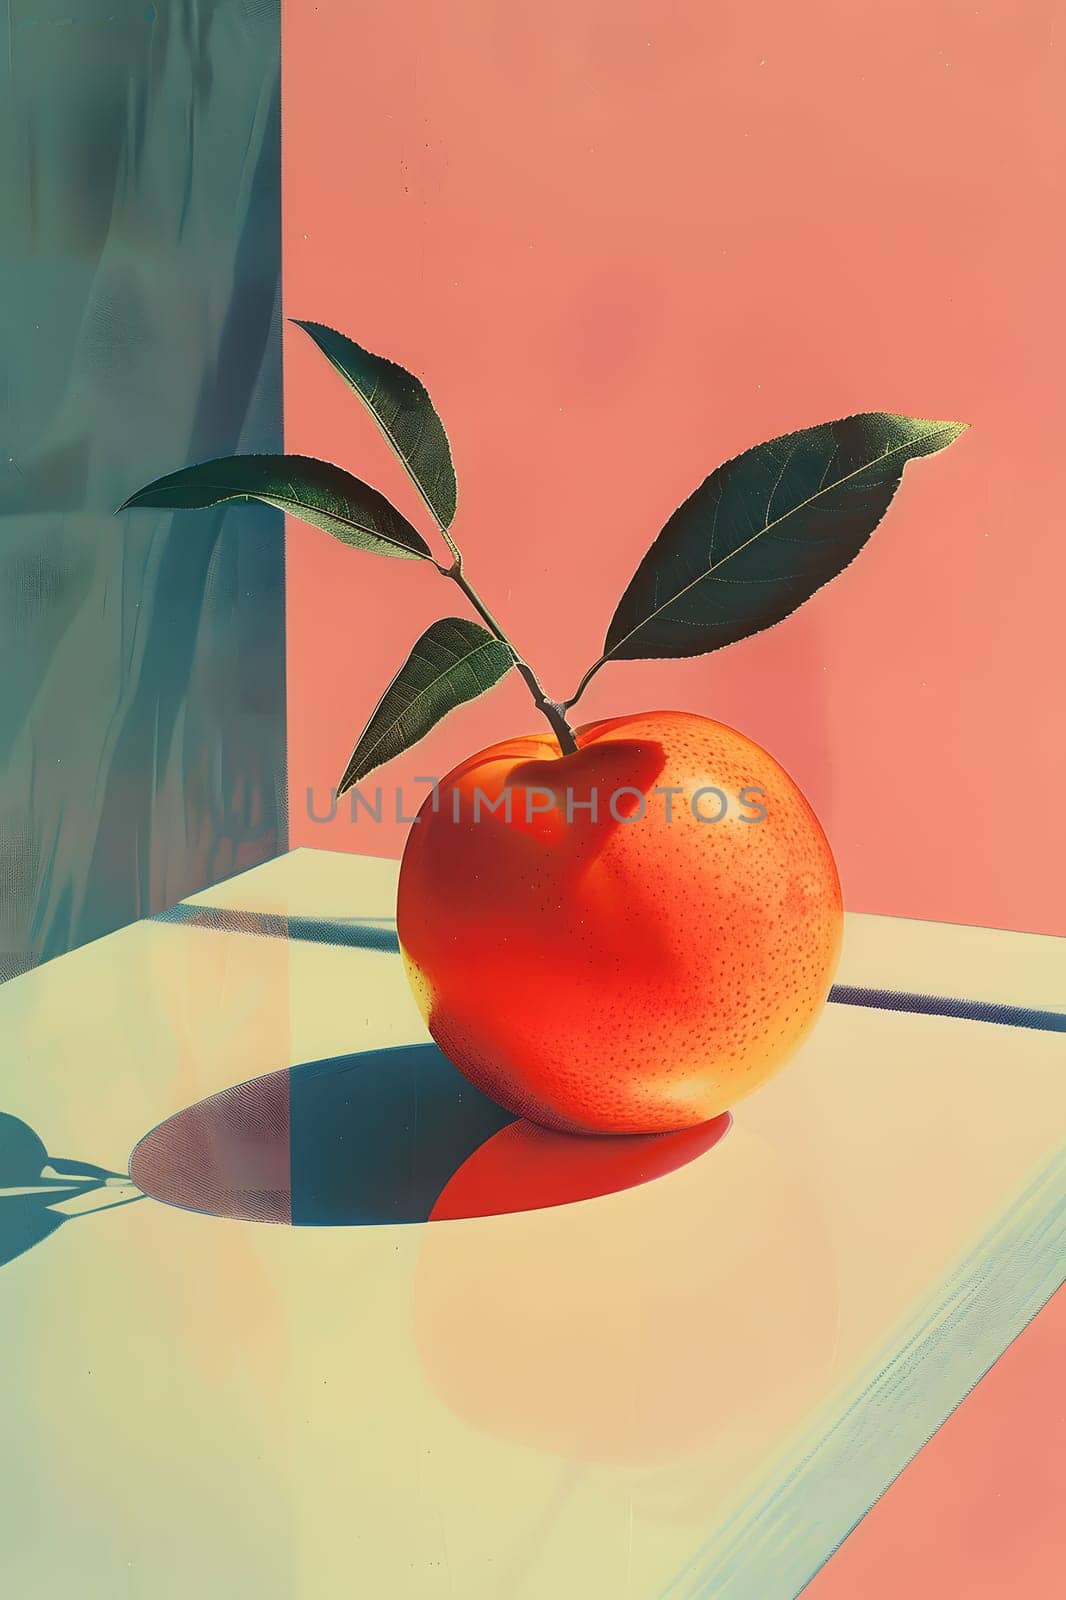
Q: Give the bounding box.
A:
[397,710,843,1135]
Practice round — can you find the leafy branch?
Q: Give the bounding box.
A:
[120,321,967,786]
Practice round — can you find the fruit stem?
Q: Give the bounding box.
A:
[436,557,580,755]
[562,655,608,710]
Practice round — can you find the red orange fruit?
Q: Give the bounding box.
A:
[398,710,842,1134]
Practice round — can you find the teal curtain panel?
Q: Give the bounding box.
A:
[0,0,285,978]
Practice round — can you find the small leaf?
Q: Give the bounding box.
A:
[338,619,514,793]
[294,320,457,529]
[119,454,431,560]
[603,413,968,662]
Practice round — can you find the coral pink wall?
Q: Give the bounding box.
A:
[803,1288,1066,1600]
[284,0,1064,937]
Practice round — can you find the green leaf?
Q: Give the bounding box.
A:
[338,618,514,794]
[293,320,457,530]
[119,454,431,560]
[603,413,968,661]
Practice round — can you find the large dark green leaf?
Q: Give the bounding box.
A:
[294,320,457,530]
[338,619,514,794]
[119,454,431,559]
[603,413,967,661]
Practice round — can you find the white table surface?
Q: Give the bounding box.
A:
[1,848,1063,1599]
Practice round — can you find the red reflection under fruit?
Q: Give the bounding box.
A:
[430,1112,731,1221]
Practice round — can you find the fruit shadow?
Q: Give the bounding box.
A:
[129,1042,730,1227]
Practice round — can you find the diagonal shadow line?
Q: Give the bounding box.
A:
[152,905,1066,1033]
[828,985,1066,1034]
[152,902,401,953]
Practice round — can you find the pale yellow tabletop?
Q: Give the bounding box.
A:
[1,849,1063,1599]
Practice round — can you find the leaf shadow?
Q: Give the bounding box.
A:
[0,1111,136,1271]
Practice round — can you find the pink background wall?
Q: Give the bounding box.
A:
[284,0,1064,937]
[803,1287,1066,1600]
[282,4,1063,1589]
